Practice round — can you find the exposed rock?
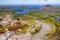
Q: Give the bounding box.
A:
[2,15,15,26]
[3,15,15,22]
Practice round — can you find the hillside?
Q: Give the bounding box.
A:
[0,6,60,40]
[42,5,60,12]
[0,9,60,20]
[26,10,60,20]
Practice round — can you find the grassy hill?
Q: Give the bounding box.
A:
[26,10,60,20]
[0,9,60,20]
[0,7,60,40]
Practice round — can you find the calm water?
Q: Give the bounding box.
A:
[0,5,43,14]
[0,5,60,14]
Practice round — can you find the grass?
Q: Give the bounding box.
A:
[0,10,60,40]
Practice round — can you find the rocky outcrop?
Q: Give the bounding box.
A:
[2,15,15,26]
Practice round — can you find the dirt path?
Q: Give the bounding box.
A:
[31,22,52,40]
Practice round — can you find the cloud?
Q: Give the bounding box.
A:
[0,0,60,5]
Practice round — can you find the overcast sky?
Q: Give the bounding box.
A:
[0,0,60,5]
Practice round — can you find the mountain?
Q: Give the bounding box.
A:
[0,6,22,8]
[42,5,60,12]
[0,5,28,9]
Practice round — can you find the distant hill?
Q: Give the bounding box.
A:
[0,6,28,9]
[42,5,60,12]
[26,9,60,19]
[0,6,19,9]
[0,5,60,19]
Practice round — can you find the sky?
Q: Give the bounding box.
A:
[0,0,60,5]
